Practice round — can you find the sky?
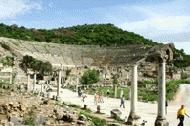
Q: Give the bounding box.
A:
[0,0,190,54]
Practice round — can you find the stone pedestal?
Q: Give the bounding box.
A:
[97,105,101,113]
[126,64,140,125]
[155,62,169,126]
[155,116,169,126]
[126,112,140,125]
[111,109,122,119]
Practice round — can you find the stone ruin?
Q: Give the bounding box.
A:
[0,37,187,126]
[0,37,181,88]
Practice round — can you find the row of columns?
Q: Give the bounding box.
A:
[127,61,168,126]
[27,69,62,96]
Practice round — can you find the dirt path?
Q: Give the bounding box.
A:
[36,84,190,126]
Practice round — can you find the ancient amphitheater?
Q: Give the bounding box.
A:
[0,37,179,86]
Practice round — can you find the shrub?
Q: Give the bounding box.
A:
[0,56,14,66]
[23,117,35,126]
[80,69,100,85]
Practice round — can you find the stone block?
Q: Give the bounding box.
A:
[110,109,122,119]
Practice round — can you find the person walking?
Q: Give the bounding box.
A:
[78,88,82,97]
[177,105,189,126]
[106,89,110,97]
[94,92,98,105]
[120,95,125,108]
[165,100,168,115]
[81,92,87,102]
[99,92,104,103]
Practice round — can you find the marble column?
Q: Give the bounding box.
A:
[9,73,12,84]
[33,73,36,92]
[155,61,169,126]
[41,82,44,93]
[126,64,140,125]
[27,74,30,92]
[57,70,62,100]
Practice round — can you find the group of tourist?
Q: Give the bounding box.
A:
[78,87,126,108]
[77,87,190,125]
[94,92,104,105]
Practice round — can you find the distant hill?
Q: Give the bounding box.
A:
[0,23,158,46]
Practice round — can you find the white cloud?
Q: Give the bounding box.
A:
[114,1,190,54]
[0,0,42,19]
[122,16,190,36]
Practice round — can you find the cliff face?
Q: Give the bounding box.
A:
[0,37,179,86]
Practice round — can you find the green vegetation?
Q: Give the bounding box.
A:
[84,86,129,99]
[0,79,11,89]
[138,79,190,101]
[84,79,190,102]
[0,56,14,66]
[23,117,35,126]
[21,55,53,75]
[80,111,107,126]
[23,105,37,126]
[80,69,100,85]
[139,79,190,101]
[166,79,190,100]
[112,74,119,85]
[0,23,157,46]
[173,49,190,68]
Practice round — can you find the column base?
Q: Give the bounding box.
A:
[126,112,140,125]
[155,116,169,126]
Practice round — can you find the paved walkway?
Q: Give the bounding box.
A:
[37,84,190,126]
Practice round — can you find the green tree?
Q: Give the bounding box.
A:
[22,55,52,75]
[80,69,100,85]
[0,56,14,66]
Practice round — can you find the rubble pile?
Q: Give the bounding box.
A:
[0,92,90,126]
